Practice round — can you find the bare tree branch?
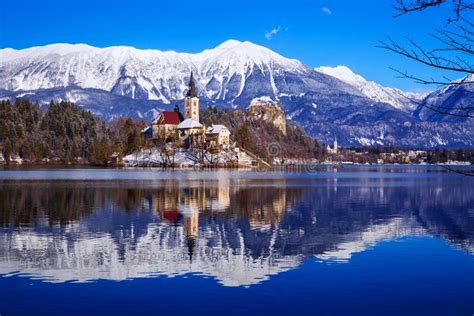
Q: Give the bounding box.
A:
[383,1,474,176]
[390,0,471,23]
[389,67,474,85]
[391,0,445,17]
[382,0,474,88]
[377,35,474,75]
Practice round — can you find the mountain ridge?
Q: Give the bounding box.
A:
[1,40,473,148]
[315,65,428,112]
[0,40,363,101]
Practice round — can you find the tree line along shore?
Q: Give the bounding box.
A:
[0,98,325,167]
[1,98,473,167]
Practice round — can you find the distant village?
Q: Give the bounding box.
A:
[323,136,471,165]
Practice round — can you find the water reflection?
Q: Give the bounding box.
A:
[0,173,473,287]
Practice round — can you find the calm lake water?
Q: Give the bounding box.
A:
[0,166,473,316]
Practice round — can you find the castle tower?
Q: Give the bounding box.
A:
[184,71,199,122]
[333,137,338,154]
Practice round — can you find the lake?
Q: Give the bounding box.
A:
[0,166,473,315]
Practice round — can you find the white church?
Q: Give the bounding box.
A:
[327,137,338,154]
[147,72,231,150]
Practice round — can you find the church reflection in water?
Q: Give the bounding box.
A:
[0,175,472,286]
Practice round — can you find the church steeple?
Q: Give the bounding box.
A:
[184,71,200,122]
[186,71,197,98]
[186,236,195,263]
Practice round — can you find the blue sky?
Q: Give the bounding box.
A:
[0,0,461,91]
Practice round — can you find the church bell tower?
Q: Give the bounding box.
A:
[184,71,199,122]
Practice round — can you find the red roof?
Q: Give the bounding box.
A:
[157,111,181,125]
[162,209,180,222]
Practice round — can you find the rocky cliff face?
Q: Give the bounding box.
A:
[246,97,287,136]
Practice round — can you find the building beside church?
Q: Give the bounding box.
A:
[177,118,205,147]
[205,125,231,149]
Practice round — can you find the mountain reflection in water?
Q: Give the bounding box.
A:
[0,173,473,287]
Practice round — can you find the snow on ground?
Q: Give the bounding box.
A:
[0,154,23,164]
[123,147,256,167]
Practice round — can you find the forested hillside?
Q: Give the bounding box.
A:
[0,99,144,165]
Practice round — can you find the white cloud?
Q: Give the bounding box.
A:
[265,26,282,40]
[321,7,332,15]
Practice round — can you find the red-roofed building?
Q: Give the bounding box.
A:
[152,106,184,140]
[155,111,181,125]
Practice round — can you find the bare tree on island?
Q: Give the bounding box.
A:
[153,129,182,167]
[378,0,473,118]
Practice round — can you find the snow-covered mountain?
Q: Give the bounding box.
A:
[0,40,357,104]
[1,40,473,147]
[414,74,474,122]
[315,65,428,112]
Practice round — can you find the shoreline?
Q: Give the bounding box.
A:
[0,162,472,169]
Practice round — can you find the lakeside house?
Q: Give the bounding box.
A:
[205,125,230,149]
[177,118,205,147]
